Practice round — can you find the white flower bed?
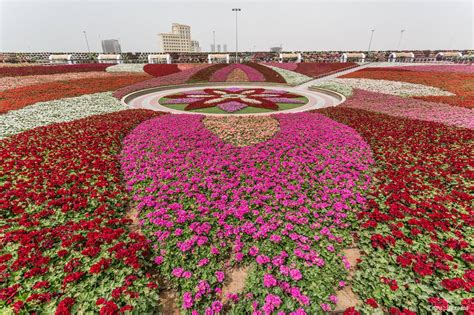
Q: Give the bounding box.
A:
[106,63,146,73]
[330,78,454,97]
[0,92,126,139]
[265,65,312,85]
[312,81,353,97]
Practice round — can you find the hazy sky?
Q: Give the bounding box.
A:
[0,0,472,52]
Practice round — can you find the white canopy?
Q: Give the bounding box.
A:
[148,54,171,64]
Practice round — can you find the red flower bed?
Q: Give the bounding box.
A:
[294,62,357,78]
[0,73,151,114]
[0,109,164,313]
[317,107,473,313]
[0,64,112,78]
[246,62,286,83]
[341,68,474,108]
[143,64,181,77]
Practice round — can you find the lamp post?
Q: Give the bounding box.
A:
[232,8,241,63]
[397,29,405,51]
[83,30,91,54]
[367,29,375,52]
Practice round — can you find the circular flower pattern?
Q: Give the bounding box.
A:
[159,88,308,113]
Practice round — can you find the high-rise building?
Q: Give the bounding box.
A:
[191,40,201,52]
[211,44,216,52]
[159,23,200,52]
[223,44,227,52]
[101,39,122,54]
[217,44,221,52]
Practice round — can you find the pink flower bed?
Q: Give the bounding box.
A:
[342,89,474,129]
[113,65,211,99]
[210,64,265,82]
[0,72,125,91]
[393,65,474,73]
[120,113,374,313]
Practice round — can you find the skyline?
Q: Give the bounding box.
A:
[0,0,472,52]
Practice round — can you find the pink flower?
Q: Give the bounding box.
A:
[270,234,282,243]
[215,271,225,283]
[249,246,259,256]
[263,294,282,312]
[329,295,337,303]
[183,292,193,309]
[172,268,184,278]
[263,274,277,287]
[154,256,163,265]
[235,252,244,262]
[321,303,331,311]
[280,265,290,276]
[212,300,223,312]
[290,269,302,281]
[197,258,209,267]
[256,255,270,265]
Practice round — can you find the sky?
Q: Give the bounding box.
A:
[0,0,472,52]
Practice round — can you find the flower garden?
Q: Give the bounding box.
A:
[158,88,309,114]
[0,62,473,314]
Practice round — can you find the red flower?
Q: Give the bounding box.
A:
[389,307,417,315]
[343,307,361,315]
[62,272,85,288]
[428,297,448,311]
[0,254,13,264]
[89,258,111,274]
[147,282,158,289]
[55,297,75,315]
[461,298,474,312]
[57,250,68,257]
[32,281,50,289]
[99,301,119,315]
[413,261,433,277]
[120,305,133,313]
[12,300,24,314]
[366,298,378,308]
[81,247,101,257]
[26,293,52,303]
[441,278,467,291]
[96,298,106,305]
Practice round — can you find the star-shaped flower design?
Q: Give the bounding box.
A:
[161,88,306,112]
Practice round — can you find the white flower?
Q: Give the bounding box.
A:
[0,92,127,139]
[106,64,146,73]
[312,81,353,97]
[265,65,312,85]
[329,78,454,97]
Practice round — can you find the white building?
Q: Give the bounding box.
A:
[159,23,200,53]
